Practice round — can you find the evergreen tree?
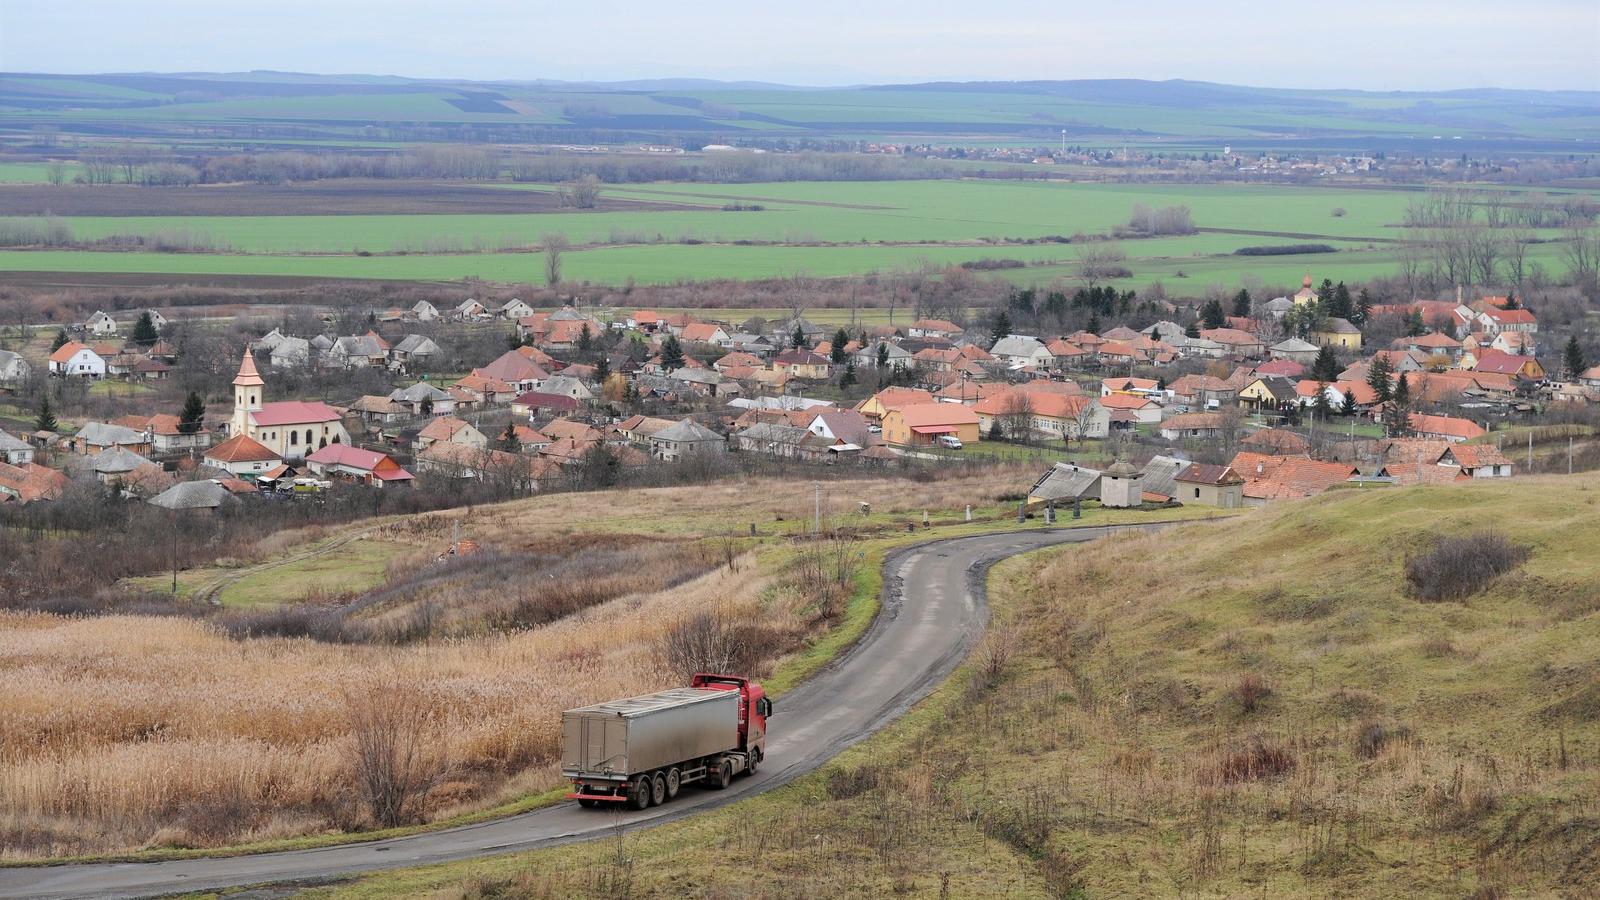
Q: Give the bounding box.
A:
[1087,311,1102,334]
[1149,326,1162,343]
[507,331,522,351]
[1334,388,1352,416]
[34,395,57,433]
[840,359,858,388]
[595,355,610,384]
[1311,345,1341,383]
[419,395,434,418]
[1355,288,1374,324]
[1326,282,1354,320]
[1405,309,1427,337]
[50,329,68,352]
[792,324,806,350]
[876,342,889,369]
[830,328,849,365]
[1231,289,1252,318]
[1201,298,1226,330]
[178,391,206,435]
[1565,335,1588,380]
[131,311,159,346]
[660,335,685,371]
[1392,370,1411,409]
[1366,353,1393,405]
[1184,319,1200,339]
[1503,291,1519,310]
[497,422,520,453]
[1312,383,1334,421]
[577,323,593,355]
[1316,278,1336,305]
[990,311,1012,345]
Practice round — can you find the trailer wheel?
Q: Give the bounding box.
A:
[577,798,597,809]
[665,767,682,800]
[649,772,667,807]
[630,778,652,810]
[711,759,733,790]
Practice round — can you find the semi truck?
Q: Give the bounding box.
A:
[562,673,772,810]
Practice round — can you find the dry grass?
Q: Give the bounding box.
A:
[0,549,789,858]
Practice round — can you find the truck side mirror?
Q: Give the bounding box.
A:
[757,698,773,717]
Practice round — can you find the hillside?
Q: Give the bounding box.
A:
[5,72,1598,146]
[327,474,1600,898]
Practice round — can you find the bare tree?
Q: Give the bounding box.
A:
[1077,242,1128,289]
[997,391,1036,441]
[344,685,446,827]
[1561,226,1600,299]
[557,175,602,209]
[46,161,67,186]
[541,233,569,286]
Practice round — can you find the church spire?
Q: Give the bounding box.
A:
[234,347,264,388]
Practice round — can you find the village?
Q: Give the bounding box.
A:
[0,271,1594,517]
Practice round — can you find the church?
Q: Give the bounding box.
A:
[229,349,349,460]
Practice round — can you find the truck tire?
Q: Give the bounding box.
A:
[711,759,733,790]
[649,772,667,807]
[746,750,760,776]
[665,767,682,800]
[577,798,597,809]
[630,778,652,810]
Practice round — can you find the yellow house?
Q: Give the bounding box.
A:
[1312,317,1362,350]
[772,348,832,380]
[855,387,934,423]
[881,403,980,447]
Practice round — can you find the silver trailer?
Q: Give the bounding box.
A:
[562,687,740,783]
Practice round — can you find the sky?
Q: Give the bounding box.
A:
[3,1,1597,91]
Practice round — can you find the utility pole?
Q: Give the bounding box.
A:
[1569,436,1574,475]
[813,481,821,535]
[1527,431,1533,470]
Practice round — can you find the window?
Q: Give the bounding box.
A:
[305,429,314,445]
[1194,488,1201,498]
[290,431,298,446]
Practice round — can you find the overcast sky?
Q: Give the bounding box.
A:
[4,1,1597,91]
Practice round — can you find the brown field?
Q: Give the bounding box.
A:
[0,470,1027,860]
[0,179,686,217]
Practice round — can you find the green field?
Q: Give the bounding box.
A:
[5,179,1589,290]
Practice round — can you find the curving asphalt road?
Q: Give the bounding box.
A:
[1,526,1126,900]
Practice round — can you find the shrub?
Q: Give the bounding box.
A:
[1354,720,1413,760]
[1233,243,1337,256]
[1234,673,1271,714]
[1218,741,1296,783]
[1404,531,1531,602]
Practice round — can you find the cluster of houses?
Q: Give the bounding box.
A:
[4,280,1588,512]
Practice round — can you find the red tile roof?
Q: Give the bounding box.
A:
[48,341,93,364]
[306,444,413,480]
[251,401,342,427]
[1230,451,1357,500]
[1408,413,1486,441]
[205,434,280,463]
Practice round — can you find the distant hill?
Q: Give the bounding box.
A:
[3,71,1597,148]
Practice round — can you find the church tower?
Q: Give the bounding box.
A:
[232,348,265,437]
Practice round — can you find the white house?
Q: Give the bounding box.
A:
[48,341,106,379]
[988,335,1053,370]
[270,337,312,369]
[453,298,488,321]
[497,298,536,320]
[143,309,168,330]
[0,350,30,386]
[0,430,33,465]
[84,311,118,336]
[410,300,439,322]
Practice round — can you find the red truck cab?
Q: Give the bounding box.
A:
[691,672,771,763]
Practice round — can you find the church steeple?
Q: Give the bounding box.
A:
[232,348,264,436]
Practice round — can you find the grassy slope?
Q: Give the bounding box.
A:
[318,474,1600,899]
